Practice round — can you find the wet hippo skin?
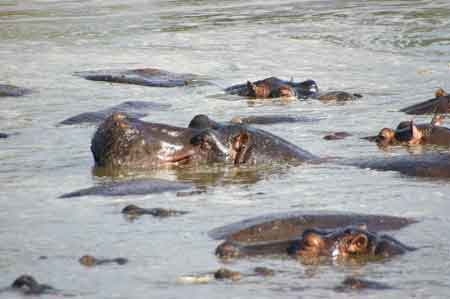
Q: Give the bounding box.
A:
[209,211,416,243]
[59,179,192,198]
[74,68,207,87]
[8,275,55,295]
[215,225,415,261]
[0,84,31,97]
[91,113,318,171]
[400,88,450,115]
[363,116,450,147]
[59,101,170,126]
[225,77,361,101]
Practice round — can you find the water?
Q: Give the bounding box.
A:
[1,0,450,297]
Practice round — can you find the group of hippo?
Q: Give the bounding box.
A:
[2,67,449,294]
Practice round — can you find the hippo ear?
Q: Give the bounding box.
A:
[409,122,422,144]
[350,234,369,253]
[431,114,444,126]
[303,231,324,248]
[246,81,257,94]
[435,88,448,98]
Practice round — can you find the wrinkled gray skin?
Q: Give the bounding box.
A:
[59,179,192,198]
[74,68,208,87]
[90,113,318,171]
[209,211,416,243]
[0,84,31,97]
[59,101,170,126]
[225,77,361,101]
[400,89,450,115]
[215,225,415,260]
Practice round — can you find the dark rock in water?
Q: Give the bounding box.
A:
[74,68,207,87]
[323,131,352,140]
[121,204,188,217]
[351,153,450,178]
[0,133,9,139]
[59,179,192,198]
[334,277,392,292]
[59,100,171,126]
[79,255,128,267]
[230,115,323,125]
[209,211,417,243]
[10,275,55,295]
[0,84,31,97]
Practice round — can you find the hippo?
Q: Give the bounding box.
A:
[79,255,128,267]
[209,211,416,243]
[225,77,361,101]
[0,133,9,139]
[59,179,192,198]
[90,113,318,171]
[351,152,450,178]
[230,115,323,125]
[8,275,55,295]
[400,88,450,115]
[363,116,450,147]
[177,267,274,284]
[59,101,170,126]
[287,226,415,259]
[0,84,31,97]
[334,277,392,292]
[121,204,188,217]
[323,131,352,141]
[74,68,208,87]
[215,225,415,261]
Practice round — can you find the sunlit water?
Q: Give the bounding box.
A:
[1,0,450,298]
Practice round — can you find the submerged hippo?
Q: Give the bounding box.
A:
[74,68,208,87]
[59,101,170,126]
[79,255,128,267]
[334,277,392,292]
[0,133,9,139]
[230,115,323,125]
[121,204,188,218]
[400,88,450,115]
[59,179,192,198]
[0,84,31,97]
[209,211,416,243]
[91,113,318,171]
[225,77,361,101]
[8,275,55,295]
[351,152,450,178]
[216,225,415,261]
[364,116,450,147]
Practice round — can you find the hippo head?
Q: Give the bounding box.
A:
[364,121,424,146]
[245,80,297,99]
[190,124,253,166]
[290,79,319,99]
[288,226,409,260]
[91,113,235,170]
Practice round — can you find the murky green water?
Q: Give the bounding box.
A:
[1,0,450,298]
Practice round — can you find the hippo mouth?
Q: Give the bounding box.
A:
[159,149,197,165]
